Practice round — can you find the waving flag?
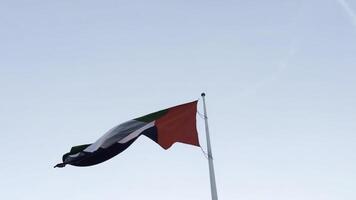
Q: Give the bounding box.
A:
[55,101,199,168]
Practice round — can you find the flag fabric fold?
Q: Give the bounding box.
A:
[55,101,200,168]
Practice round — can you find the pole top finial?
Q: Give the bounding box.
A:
[201,92,206,97]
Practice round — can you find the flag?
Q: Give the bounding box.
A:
[55,101,200,168]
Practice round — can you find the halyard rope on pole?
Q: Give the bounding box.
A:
[201,92,219,200]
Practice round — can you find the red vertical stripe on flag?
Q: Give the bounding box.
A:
[155,101,200,149]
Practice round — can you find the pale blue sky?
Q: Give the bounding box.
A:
[0,0,355,199]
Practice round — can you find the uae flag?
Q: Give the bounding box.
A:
[55,101,200,168]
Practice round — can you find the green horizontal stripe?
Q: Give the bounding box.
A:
[62,144,91,161]
[135,109,168,123]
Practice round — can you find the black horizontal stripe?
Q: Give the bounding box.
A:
[55,126,158,167]
[69,139,137,167]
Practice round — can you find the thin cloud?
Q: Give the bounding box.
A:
[336,0,356,29]
[238,39,300,98]
[237,2,304,98]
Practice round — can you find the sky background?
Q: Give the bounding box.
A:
[1,0,355,199]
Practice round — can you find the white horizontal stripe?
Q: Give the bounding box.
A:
[118,121,155,143]
[83,120,147,153]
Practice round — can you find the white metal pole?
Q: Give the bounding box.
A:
[201,93,218,200]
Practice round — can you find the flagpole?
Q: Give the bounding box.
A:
[201,93,218,200]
